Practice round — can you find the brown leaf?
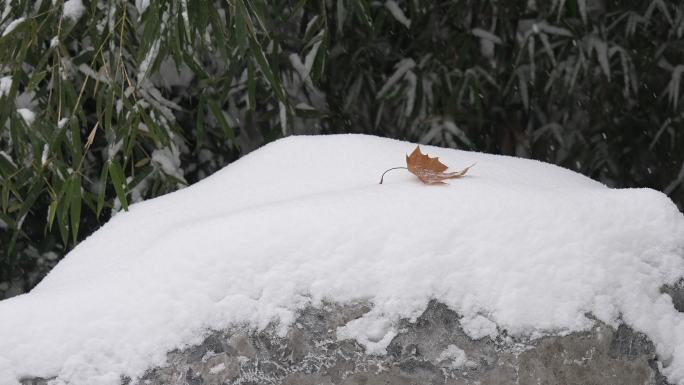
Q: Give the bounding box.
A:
[406,146,474,184]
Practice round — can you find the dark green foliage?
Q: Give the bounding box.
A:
[0,0,682,297]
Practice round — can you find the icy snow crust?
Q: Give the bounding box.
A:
[1,135,684,385]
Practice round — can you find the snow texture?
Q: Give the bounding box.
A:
[0,134,683,385]
[63,0,85,22]
[384,1,411,29]
[1,17,25,37]
[0,76,11,97]
[376,58,415,98]
[151,146,184,182]
[41,144,49,165]
[437,345,469,369]
[460,314,498,340]
[57,118,69,129]
[135,0,151,16]
[17,108,35,125]
[0,151,15,168]
[208,363,225,374]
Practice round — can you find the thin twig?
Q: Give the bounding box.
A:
[379,167,408,184]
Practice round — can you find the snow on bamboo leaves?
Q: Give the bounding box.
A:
[379,146,475,184]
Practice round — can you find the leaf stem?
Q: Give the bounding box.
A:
[379,167,408,184]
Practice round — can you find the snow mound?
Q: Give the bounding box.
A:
[1,134,683,385]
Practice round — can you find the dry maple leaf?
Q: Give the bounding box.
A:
[379,146,474,184]
[406,146,474,184]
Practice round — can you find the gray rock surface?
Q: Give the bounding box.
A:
[21,301,674,385]
[662,279,684,313]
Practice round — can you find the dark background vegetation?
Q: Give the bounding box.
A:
[0,0,683,298]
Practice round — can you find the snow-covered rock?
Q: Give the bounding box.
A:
[1,134,683,385]
[20,302,675,385]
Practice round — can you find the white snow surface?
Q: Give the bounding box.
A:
[1,134,684,384]
[460,314,499,340]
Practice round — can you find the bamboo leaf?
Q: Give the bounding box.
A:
[244,0,271,39]
[196,95,206,148]
[354,0,373,27]
[109,160,128,211]
[208,4,230,59]
[235,0,287,105]
[247,59,256,110]
[96,164,108,217]
[69,175,82,245]
[207,98,237,146]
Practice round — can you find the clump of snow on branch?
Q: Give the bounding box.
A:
[1,17,25,37]
[17,108,34,125]
[0,76,12,97]
[63,0,85,22]
[384,1,411,28]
